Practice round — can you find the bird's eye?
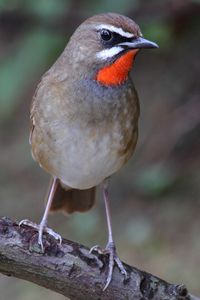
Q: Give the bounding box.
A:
[100,29,112,41]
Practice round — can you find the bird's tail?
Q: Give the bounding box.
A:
[48,179,96,214]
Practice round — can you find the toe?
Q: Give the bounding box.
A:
[114,256,128,278]
[45,227,62,244]
[37,236,44,252]
[90,242,128,290]
[19,219,38,229]
[89,245,104,255]
[103,250,114,290]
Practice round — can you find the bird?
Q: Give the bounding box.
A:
[20,13,158,290]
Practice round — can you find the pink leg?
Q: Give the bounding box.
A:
[90,179,127,290]
[19,177,62,251]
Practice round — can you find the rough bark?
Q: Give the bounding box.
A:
[0,217,199,300]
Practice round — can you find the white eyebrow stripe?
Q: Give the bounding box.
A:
[96,24,134,38]
[96,46,123,60]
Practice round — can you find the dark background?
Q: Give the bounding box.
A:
[0,0,200,298]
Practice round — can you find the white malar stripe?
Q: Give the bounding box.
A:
[96,46,123,60]
[96,24,134,38]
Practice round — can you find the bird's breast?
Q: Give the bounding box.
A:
[31,78,139,189]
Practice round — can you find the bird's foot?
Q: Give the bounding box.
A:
[90,242,128,290]
[19,219,62,252]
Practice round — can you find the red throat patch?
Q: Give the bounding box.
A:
[96,49,138,86]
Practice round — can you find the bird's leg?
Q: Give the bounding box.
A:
[19,177,62,251]
[37,177,62,249]
[90,179,127,290]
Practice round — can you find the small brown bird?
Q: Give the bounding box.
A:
[20,13,158,289]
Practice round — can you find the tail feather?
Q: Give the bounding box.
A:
[49,179,96,214]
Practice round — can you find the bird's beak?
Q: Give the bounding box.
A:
[119,37,159,50]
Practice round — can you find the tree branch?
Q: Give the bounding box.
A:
[0,217,198,300]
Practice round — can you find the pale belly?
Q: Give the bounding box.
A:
[53,124,132,189]
[32,120,137,189]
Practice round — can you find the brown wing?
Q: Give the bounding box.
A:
[29,99,35,145]
[29,73,49,146]
[49,179,96,214]
[29,82,40,146]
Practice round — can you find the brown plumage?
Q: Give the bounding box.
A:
[49,179,95,214]
[23,12,158,290]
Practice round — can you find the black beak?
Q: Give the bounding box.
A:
[119,37,159,50]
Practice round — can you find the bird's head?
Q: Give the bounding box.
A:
[66,13,158,86]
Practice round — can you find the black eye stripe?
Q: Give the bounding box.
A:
[99,29,133,48]
[112,32,133,44]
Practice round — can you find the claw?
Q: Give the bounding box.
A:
[19,219,38,229]
[90,242,127,290]
[44,227,62,244]
[89,244,103,255]
[19,219,62,251]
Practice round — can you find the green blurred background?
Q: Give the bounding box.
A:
[0,0,200,298]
